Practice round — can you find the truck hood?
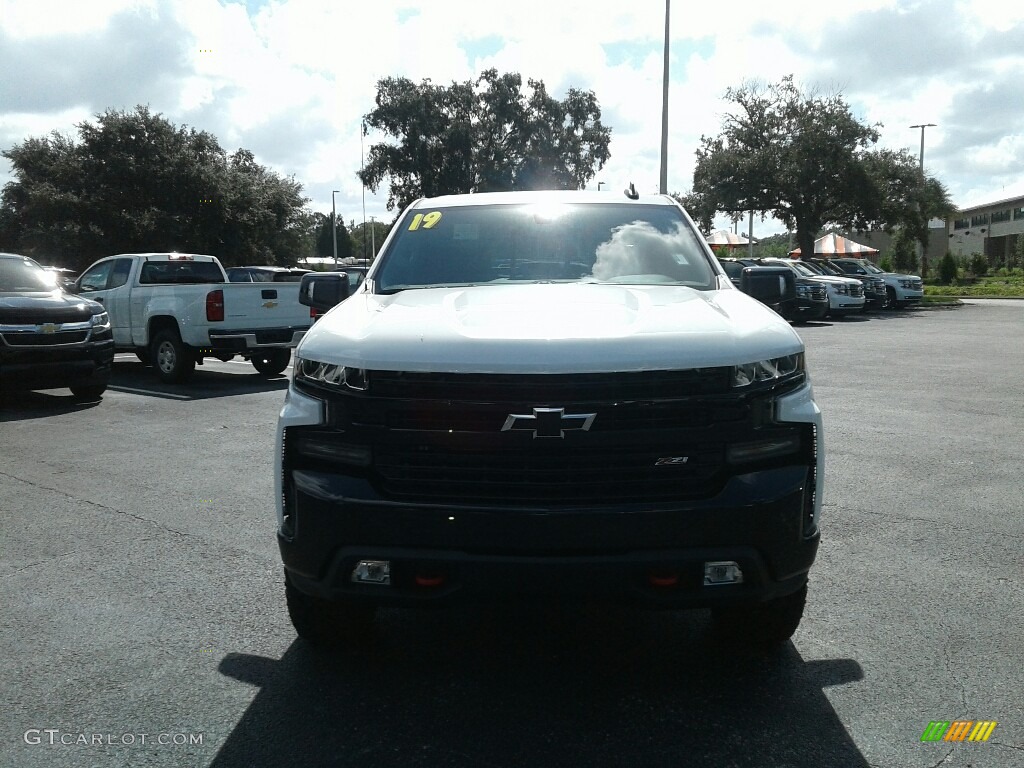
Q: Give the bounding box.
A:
[0,291,101,323]
[298,283,803,374]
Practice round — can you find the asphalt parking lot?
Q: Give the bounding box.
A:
[2,299,1022,768]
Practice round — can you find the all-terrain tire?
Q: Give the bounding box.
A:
[711,584,808,647]
[285,573,376,650]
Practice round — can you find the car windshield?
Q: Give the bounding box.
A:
[0,256,54,292]
[374,202,716,292]
[784,261,817,278]
[860,262,884,274]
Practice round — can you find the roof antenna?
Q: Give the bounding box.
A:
[624,182,639,200]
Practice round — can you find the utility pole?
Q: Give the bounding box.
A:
[910,123,936,276]
[369,216,376,261]
[331,190,340,266]
[659,0,670,194]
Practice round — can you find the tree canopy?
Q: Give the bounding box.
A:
[0,106,311,270]
[692,76,953,273]
[359,69,612,212]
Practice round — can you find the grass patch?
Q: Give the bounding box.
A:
[925,282,1024,297]
[919,295,963,306]
[925,272,1024,297]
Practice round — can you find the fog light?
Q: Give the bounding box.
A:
[351,560,391,585]
[704,561,743,585]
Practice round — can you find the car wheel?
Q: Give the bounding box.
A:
[251,348,292,376]
[285,573,375,650]
[711,584,807,647]
[69,383,107,401]
[151,328,195,383]
[886,286,899,310]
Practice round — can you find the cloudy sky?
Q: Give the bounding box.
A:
[2,0,1023,238]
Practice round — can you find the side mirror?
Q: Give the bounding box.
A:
[299,272,350,312]
[740,267,796,305]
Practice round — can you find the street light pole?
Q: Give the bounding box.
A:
[331,190,340,266]
[909,123,936,275]
[369,216,376,261]
[659,0,670,194]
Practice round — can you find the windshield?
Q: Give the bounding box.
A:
[0,256,54,292]
[860,261,884,274]
[374,203,716,292]
[786,261,818,278]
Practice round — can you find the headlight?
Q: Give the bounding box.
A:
[732,353,804,388]
[296,358,368,391]
[899,279,914,288]
[834,284,848,295]
[90,311,111,331]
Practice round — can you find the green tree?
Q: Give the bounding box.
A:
[938,253,958,285]
[692,76,949,268]
[313,212,353,261]
[359,69,612,212]
[349,218,392,261]
[889,228,919,274]
[670,190,715,234]
[0,106,310,269]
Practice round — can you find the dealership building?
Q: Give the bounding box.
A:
[946,193,1024,261]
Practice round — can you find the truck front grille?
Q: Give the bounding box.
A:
[290,371,811,506]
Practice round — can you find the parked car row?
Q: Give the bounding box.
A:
[719,256,923,322]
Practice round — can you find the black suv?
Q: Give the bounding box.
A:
[0,253,114,400]
[719,258,828,322]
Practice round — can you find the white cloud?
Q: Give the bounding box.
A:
[1,0,1022,240]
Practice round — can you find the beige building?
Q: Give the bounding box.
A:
[946,194,1024,262]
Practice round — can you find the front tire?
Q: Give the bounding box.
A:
[285,574,376,650]
[711,584,807,647]
[251,348,292,376]
[69,383,107,401]
[151,328,195,383]
[886,286,899,310]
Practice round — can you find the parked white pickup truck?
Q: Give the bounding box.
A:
[72,253,311,382]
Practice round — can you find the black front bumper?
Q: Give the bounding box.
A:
[279,464,819,608]
[0,339,115,391]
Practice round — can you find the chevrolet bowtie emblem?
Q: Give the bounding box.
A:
[262,300,278,309]
[501,408,596,439]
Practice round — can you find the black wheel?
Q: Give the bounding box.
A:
[251,348,292,376]
[151,328,195,383]
[69,383,107,401]
[711,584,807,647]
[285,573,376,650]
[135,350,150,365]
[885,286,899,310]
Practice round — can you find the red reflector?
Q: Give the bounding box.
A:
[206,289,225,322]
[648,572,679,587]
[414,574,445,587]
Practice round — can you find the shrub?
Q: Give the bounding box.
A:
[891,230,919,274]
[938,253,958,285]
[968,253,989,277]
[879,255,894,272]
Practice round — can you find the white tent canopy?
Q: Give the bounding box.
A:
[706,230,757,247]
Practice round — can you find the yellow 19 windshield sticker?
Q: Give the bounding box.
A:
[408,211,443,231]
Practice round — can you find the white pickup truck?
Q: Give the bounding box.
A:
[72,253,311,382]
[277,190,824,651]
